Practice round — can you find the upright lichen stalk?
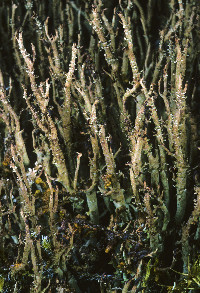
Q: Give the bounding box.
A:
[0,0,199,291]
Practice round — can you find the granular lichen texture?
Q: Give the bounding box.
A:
[0,0,199,292]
